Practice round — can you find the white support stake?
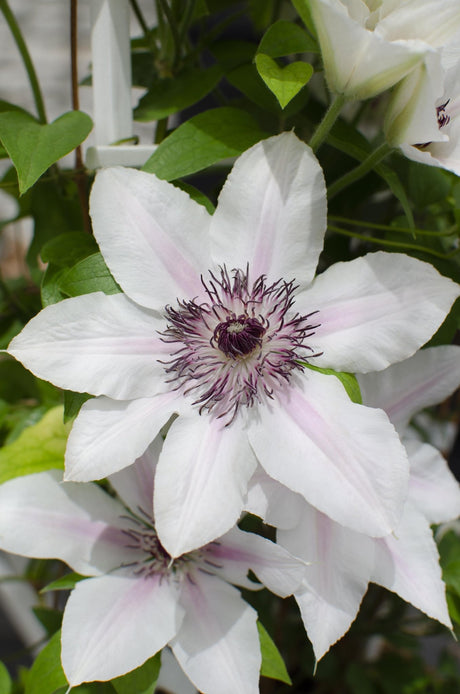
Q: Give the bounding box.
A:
[86,0,156,168]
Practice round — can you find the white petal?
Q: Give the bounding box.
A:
[298,252,460,373]
[249,372,409,537]
[172,571,260,694]
[210,132,327,288]
[108,435,162,517]
[309,0,426,99]
[400,115,460,176]
[0,471,128,575]
[62,573,183,686]
[245,465,304,529]
[90,167,211,309]
[279,503,373,661]
[372,503,451,628]
[358,345,460,431]
[154,414,257,557]
[206,526,306,597]
[8,292,170,400]
[406,439,460,524]
[376,0,460,46]
[385,57,445,146]
[65,393,181,482]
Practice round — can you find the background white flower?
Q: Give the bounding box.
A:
[303,0,460,100]
[249,345,460,661]
[0,437,306,693]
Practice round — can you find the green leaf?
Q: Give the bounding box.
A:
[443,560,460,596]
[292,0,318,36]
[302,363,363,404]
[41,572,86,594]
[112,652,161,694]
[0,662,12,694]
[58,253,121,298]
[407,162,451,208]
[142,107,269,181]
[0,406,70,484]
[25,630,67,694]
[63,391,93,423]
[258,19,318,57]
[327,120,414,228]
[41,232,99,267]
[32,606,63,636]
[258,622,291,685]
[173,181,215,214]
[255,54,313,109]
[0,110,93,194]
[134,66,222,121]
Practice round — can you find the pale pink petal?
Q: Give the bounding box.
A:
[206,526,306,597]
[0,471,128,575]
[62,573,183,686]
[298,252,460,373]
[8,292,170,400]
[358,346,460,431]
[65,393,183,482]
[249,372,409,537]
[172,571,260,694]
[154,415,257,557]
[372,503,452,627]
[109,436,162,517]
[279,503,373,661]
[210,132,327,288]
[90,167,211,309]
[406,439,460,524]
[245,465,304,529]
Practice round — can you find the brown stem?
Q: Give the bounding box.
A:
[70,0,91,233]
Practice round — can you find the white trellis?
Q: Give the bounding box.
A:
[85,0,156,168]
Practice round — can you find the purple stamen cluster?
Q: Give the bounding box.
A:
[160,266,320,422]
[436,100,451,129]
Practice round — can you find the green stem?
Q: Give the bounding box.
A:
[158,0,182,68]
[154,117,168,143]
[329,215,457,237]
[0,0,47,123]
[130,0,150,38]
[309,93,346,152]
[328,224,460,259]
[328,142,392,200]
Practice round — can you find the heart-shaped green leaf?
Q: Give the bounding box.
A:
[255,54,313,109]
[0,110,93,194]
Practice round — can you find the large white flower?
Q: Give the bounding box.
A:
[0,438,306,693]
[253,345,460,661]
[7,132,460,556]
[305,0,460,100]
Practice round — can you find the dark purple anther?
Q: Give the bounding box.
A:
[214,316,265,358]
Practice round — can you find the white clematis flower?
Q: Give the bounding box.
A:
[7,132,460,557]
[305,0,460,100]
[385,59,460,175]
[255,345,460,661]
[0,438,306,693]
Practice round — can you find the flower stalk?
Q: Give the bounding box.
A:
[328,142,393,200]
[0,0,47,124]
[309,93,346,152]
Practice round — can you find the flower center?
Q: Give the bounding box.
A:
[121,512,193,578]
[214,316,265,358]
[159,266,320,423]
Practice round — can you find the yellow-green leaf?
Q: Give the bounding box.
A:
[0,407,70,484]
[255,54,313,109]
